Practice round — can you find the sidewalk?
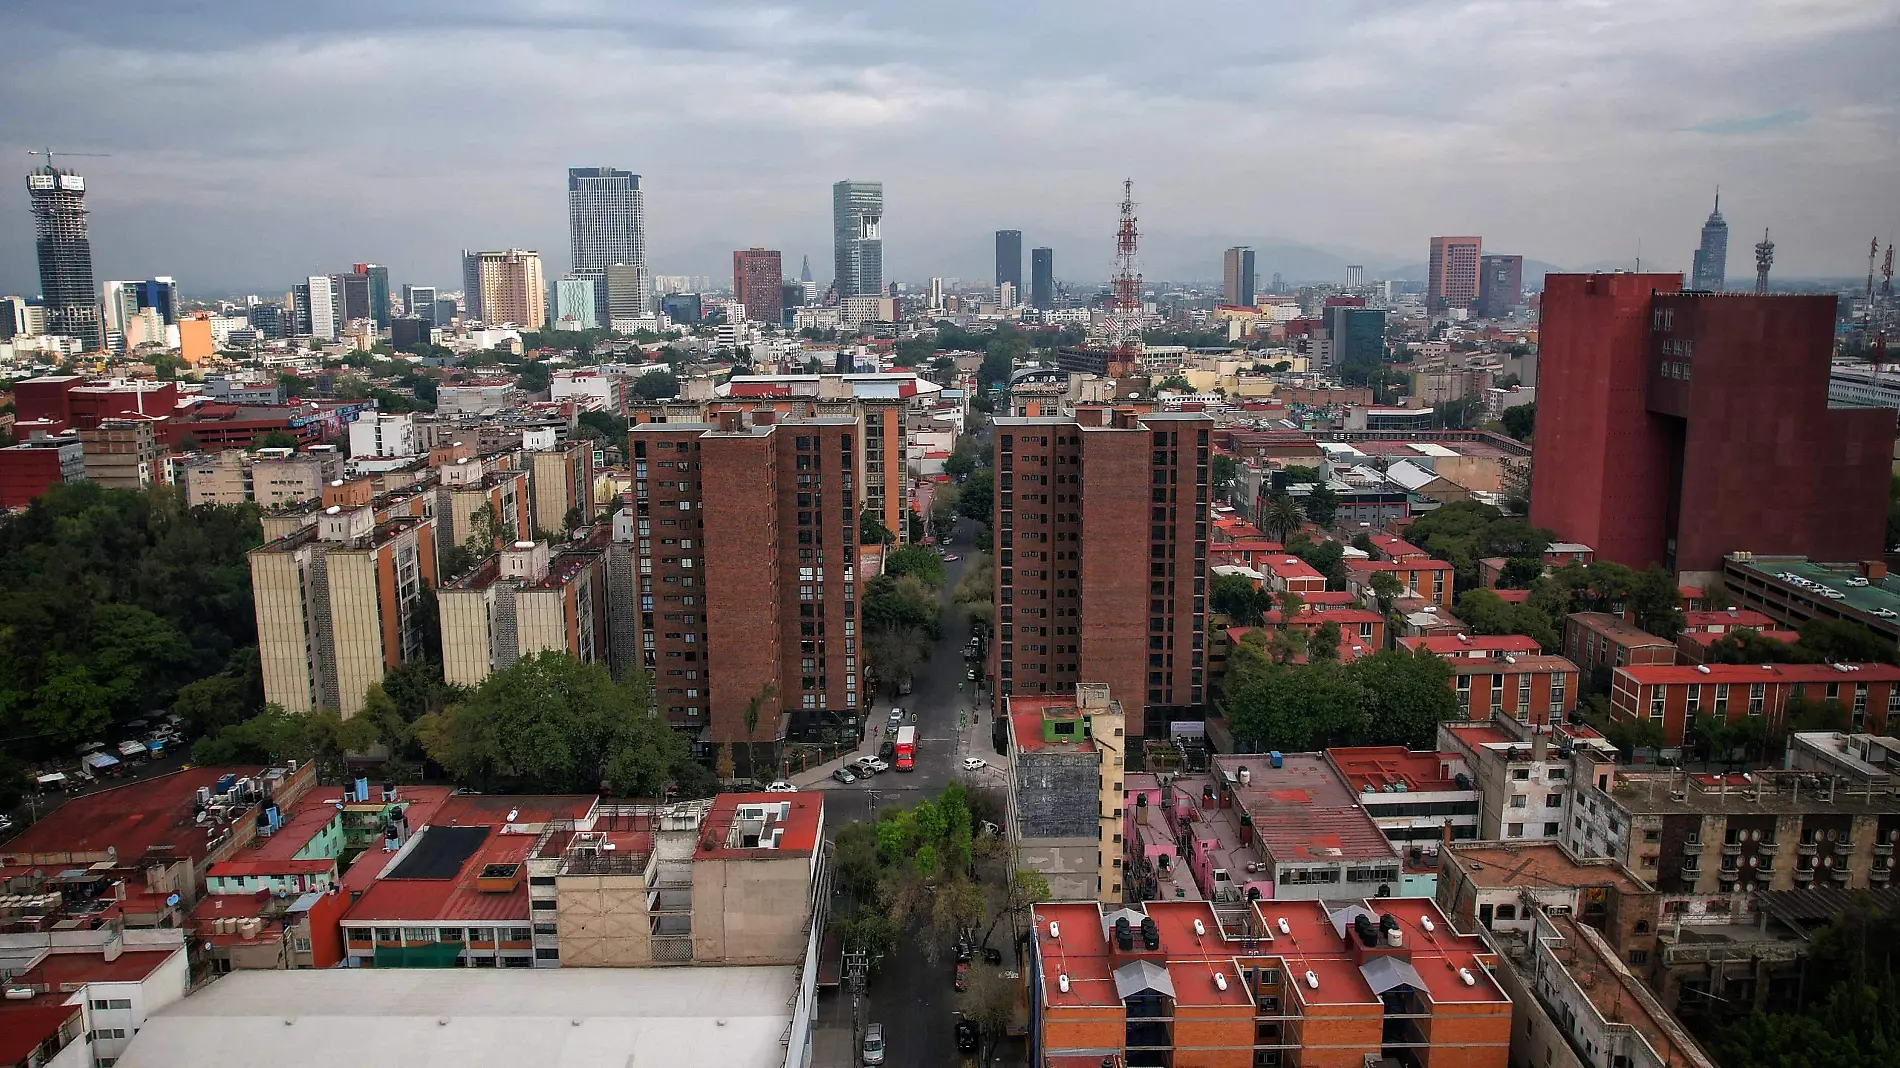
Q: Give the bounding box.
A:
[790,734,880,788]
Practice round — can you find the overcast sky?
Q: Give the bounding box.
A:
[2,0,1895,296]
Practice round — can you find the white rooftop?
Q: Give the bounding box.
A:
[116,966,798,1068]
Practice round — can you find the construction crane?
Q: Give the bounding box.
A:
[26,148,111,173]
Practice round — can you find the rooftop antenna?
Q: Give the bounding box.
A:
[1753,229,1775,295]
[1634,238,1641,274]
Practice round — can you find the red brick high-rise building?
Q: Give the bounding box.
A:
[629,410,861,778]
[991,408,1212,737]
[1530,274,1893,583]
[732,248,783,326]
[1428,236,1482,311]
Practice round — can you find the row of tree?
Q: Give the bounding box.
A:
[1222,640,1460,751]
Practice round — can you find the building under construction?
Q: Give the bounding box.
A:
[26,158,102,351]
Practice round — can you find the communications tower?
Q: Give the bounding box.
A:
[1106,179,1143,379]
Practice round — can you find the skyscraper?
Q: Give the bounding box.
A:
[1345,265,1365,289]
[1031,247,1054,310]
[568,167,648,321]
[332,271,372,326]
[402,284,436,318]
[1690,191,1729,292]
[1476,254,1524,318]
[353,263,391,330]
[554,278,598,330]
[303,275,336,341]
[134,278,178,325]
[995,229,1023,294]
[732,248,784,324]
[102,280,139,336]
[991,409,1213,737]
[1529,274,1893,579]
[1428,236,1482,311]
[1222,246,1255,306]
[832,180,884,299]
[25,159,102,350]
[461,249,547,329]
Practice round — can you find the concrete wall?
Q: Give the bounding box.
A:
[691,855,812,965]
[555,875,653,966]
[325,550,384,717]
[251,547,315,714]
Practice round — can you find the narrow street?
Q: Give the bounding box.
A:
[809,517,1009,1067]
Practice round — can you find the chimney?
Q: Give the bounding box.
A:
[751,406,777,427]
[1531,726,1548,762]
[716,409,744,433]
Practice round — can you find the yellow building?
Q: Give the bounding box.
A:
[437,534,610,687]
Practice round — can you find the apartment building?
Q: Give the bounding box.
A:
[0,946,189,1068]
[1004,684,1126,903]
[1439,716,1618,844]
[628,411,863,776]
[992,408,1212,736]
[183,447,341,508]
[1450,653,1580,724]
[1607,662,1900,746]
[437,535,610,687]
[1028,897,1512,1068]
[435,454,531,558]
[1346,556,1453,607]
[528,437,595,535]
[249,506,437,716]
[0,431,85,508]
[1564,612,1677,680]
[78,416,162,490]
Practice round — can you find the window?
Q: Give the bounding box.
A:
[1546,793,1563,808]
[1628,950,1649,966]
[1511,795,1528,808]
[1508,823,1525,838]
[89,1000,133,1011]
[534,947,560,959]
[1748,682,1765,715]
[1512,768,1530,781]
[1544,822,1562,836]
[1686,686,1700,715]
[1649,686,1666,718]
[1714,684,1729,714]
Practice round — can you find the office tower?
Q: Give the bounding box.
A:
[390,316,433,352]
[554,278,599,330]
[332,271,372,325]
[1529,274,1893,580]
[780,282,806,316]
[102,280,139,335]
[1031,248,1054,310]
[25,160,102,350]
[568,167,647,322]
[460,249,547,328]
[250,506,438,717]
[402,284,436,318]
[832,180,884,299]
[1270,271,1283,293]
[660,292,702,325]
[627,413,865,778]
[990,409,1213,737]
[1345,264,1365,289]
[928,277,944,310]
[246,303,284,340]
[732,248,783,325]
[800,255,813,284]
[995,229,1023,293]
[352,263,391,329]
[1428,236,1482,310]
[1321,306,1387,373]
[528,438,595,536]
[1476,254,1524,318]
[433,298,458,327]
[303,275,337,340]
[604,263,648,326]
[1690,191,1729,291]
[0,296,32,341]
[1222,246,1255,306]
[136,277,179,325]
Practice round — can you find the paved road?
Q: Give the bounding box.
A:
[811,518,1009,1067]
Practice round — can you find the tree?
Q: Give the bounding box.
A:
[1210,574,1267,625]
[863,574,942,639]
[414,651,694,796]
[963,964,1019,1063]
[1497,557,1544,588]
[866,626,927,697]
[1264,496,1304,543]
[514,361,551,394]
[1369,571,1403,618]
[1500,403,1534,442]
[1797,618,1898,665]
[1353,651,1460,748]
[858,508,895,546]
[929,486,960,541]
[1705,628,1804,665]
[885,545,948,589]
[957,470,994,527]
[254,430,301,451]
[629,369,680,400]
[577,410,628,443]
[1157,374,1193,392]
[893,335,934,368]
[1302,484,1339,527]
[1309,620,1342,662]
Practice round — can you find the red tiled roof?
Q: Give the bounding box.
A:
[13,948,176,988]
[0,766,267,866]
[1617,662,1900,684]
[1680,609,1777,632]
[1399,633,1541,656]
[343,830,537,924]
[207,858,335,878]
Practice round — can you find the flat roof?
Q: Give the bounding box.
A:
[12,947,178,988]
[1445,842,1649,894]
[0,766,267,867]
[1567,611,1675,647]
[1325,746,1463,793]
[1727,555,1900,619]
[342,828,535,925]
[1212,754,1396,864]
[1615,662,1900,684]
[115,966,798,1068]
[697,793,823,858]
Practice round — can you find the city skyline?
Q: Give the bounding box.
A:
[2,2,1893,294]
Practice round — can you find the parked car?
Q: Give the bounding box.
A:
[861,758,890,774]
[965,667,978,681]
[861,1022,885,1066]
[764,780,797,793]
[955,1017,978,1053]
[954,960,969,991]
[852,758,881,777]
[943,553,960,562]
[887,708,905,727]
[961,757,987,771]
[832,767,859,785]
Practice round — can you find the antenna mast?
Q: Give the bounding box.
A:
[1107,179,1143,379]
[1753,230,1774,295]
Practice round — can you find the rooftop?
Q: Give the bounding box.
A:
[1607,768,1900,815]
[1545,914,1712,1068]
[0,766,268,868]
[1399,633,1541,657]
[1567,611,1676,646]
[1615,661,1900,684]
[1443,841,1649,895]
[696,793,823,859]
[1726,554,1900,620]
[1325,746,1465,794]
[115,966,799,1068]
[1211,754,1397,864]
[342,826,536,924]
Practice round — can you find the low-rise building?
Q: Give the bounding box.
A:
[1440,716,1617,844]
[1564,612,1677,681]
[1721,553,1900,651]
[78,416,162,490]
[1450,653,1581,724]
[1326,746,1481,864]
[1005,684,1125,903]
[1346,556,1453,607]
[1782,729,1900,783]
[1027,897,1513,1068]
[183,447,341,508]
[0,431,84,509]
[0,947,189,1068]
[1608,662,1900,746]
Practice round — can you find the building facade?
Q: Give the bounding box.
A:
[1222,245,1255,307]
[461,248,547,329]
[78,417,161,491]
[438,537,609,687]
[529,438,595,536]
[1005,685,1125,903]
[831,180,883,299]
[1690,193,1728,292]
[732,248,783,326]
[995,229,1023,294]
[568,166,647,323]
[1476,254,1523,318]
[1031,246,1054,310]
[1428,236,1482,311]
[991,409,1213,737]
[26,162,102,350]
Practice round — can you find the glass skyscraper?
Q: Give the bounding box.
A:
[1690,191,1728,292]
[26,162,102,350]
[832,180,884,299]
[995,230,1022,292]
[1031,247,1054,309]
[568,167,648,319]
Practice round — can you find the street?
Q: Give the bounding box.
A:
[809,519,1011,1067]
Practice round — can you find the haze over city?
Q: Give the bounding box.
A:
[3,0,1897,293]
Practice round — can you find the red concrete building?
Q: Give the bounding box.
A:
[1610,662,1900,745]
[1564,611,1678,681]
[1450,653,1580,724]
[0,432,84,508]
[1530,275,1893,579]
[992,410,1213,735]
[732,248,783,325]
[12,376,179,431]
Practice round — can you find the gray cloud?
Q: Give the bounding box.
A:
[2,0,1895,297]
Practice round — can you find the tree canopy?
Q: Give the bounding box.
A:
[1222,646,1458,751]
[415,651,702,797]
[883,545,947,589]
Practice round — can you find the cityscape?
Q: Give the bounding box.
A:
[2,7,1899,1068]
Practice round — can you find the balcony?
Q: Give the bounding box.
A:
[1797,842,1819,856]
[1793,868,1815,883]
[1835,841,1856,855]
[1757,841,1779,855]
[1829,867,1851,882]
[1682,841,1705,856]
[1720,842,1743,857]
[1876,843,1894,858]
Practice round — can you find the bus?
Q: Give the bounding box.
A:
[894,725,917,771]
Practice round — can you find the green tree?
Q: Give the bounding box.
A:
[629,369,680,400]
[1309,620,1342,662]
[1210,574,1267,625]
[1797,618,1899,665]
[1302,484,1339,527]
[415,652,693,796]
[1264,496,1304,543]
[863,574,943,640]
[1368,571,1403,618]
[254,429,301,451]
[859,508,895,546]
[1353,650,1460,748]
[958,470,994,526]
[1500,403,1535,442]
[929,486,960,542]
[1498,557,1545,588]
[514,361,551,394]
[884,545,948,589]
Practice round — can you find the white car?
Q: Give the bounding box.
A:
[862,758,891,774]
[764,780,797,793]
[962,757,988,771]
[943,553,960,562]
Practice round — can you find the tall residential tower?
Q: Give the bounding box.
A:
[568,167,648,321]
[25,159,102,350]
[1031,247,1054,309]
[832,180,884,299]
[1428,236,1482,311]
[1222,246,1255,307]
